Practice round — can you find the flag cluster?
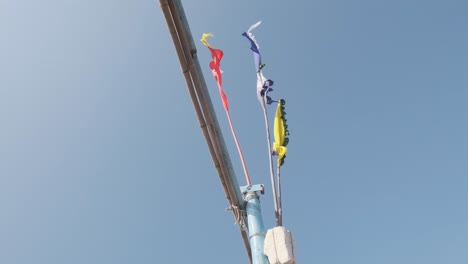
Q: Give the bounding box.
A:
[201,21,291,227]
[242,21,289,166]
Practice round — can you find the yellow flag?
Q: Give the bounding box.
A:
[201,33,214,48]
[273,100,288,164]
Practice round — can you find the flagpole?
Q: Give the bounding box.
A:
[260,95,280,226]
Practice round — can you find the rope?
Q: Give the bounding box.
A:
[227,205,247,230]
[225,108,251,185]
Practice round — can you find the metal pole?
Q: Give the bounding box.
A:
[159,0,252,262]
[260,96,280,226]
[161,0,243,206]
[245,191,269,264]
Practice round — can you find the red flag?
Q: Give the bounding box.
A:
[201,33,229,111]
[208,47,229,110]
[200,33,251,185]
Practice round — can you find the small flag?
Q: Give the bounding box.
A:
[273,99,289,166]
[201,33,229,110]
[242,21,275,106]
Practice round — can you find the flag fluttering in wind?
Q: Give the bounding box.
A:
[241,21,262,72]
[273,99,289,166]
[201,33,251,185]
[201,33,229,110]
[242,21,275,106]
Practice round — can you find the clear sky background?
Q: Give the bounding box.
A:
[1,0,467,263]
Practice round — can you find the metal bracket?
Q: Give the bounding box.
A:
[240,184,265,195]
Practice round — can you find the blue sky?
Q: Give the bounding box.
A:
[1,0,467,263]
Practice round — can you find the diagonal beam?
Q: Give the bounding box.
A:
[159,0,252,262]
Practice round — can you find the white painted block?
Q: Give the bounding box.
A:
[264,226,296,264]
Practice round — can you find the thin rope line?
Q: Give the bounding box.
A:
[225,106,251,186]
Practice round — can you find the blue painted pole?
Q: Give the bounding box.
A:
[245,191,269,264]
